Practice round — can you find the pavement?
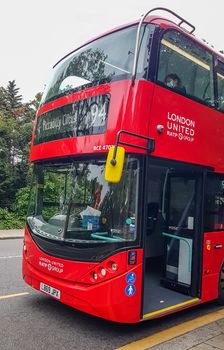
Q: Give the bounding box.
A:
[146,316,224,350]
[0,228,24,239]
[118,309,224,350]
[1,229,224,349]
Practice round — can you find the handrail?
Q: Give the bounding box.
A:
[110,129,155,166]
[162,232,192,272]
[91,233,125,242]
[132,7,196,85]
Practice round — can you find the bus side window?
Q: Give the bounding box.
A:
[204,175,224,231]
[216,61,224,112]
[157,30,214,106]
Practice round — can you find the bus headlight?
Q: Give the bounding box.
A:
[100,268,107,277]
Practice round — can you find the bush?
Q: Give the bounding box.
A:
[0,207,24,229]
[14,186,31,217]
[0,186,31,229]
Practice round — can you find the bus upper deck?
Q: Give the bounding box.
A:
[30,8,224,172]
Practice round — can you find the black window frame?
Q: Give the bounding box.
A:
[214,58,224,113]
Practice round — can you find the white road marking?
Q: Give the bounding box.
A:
[0,292,29,300]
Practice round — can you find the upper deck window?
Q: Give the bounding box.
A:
[216,60,224,112]
[41,25,151,104]
[157,30,214,106]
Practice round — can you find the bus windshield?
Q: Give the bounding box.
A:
[41,24,151,104]
[27,156,139,244]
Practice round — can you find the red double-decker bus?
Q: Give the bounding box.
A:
[23,8,224,323]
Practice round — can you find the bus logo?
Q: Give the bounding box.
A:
[166,111,196,143]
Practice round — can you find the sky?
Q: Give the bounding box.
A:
[1,0,223,102]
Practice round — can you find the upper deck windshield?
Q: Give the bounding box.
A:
[41,24,151,104]
[27,156,139,247]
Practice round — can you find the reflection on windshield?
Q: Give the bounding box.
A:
[41,24,151,104]
[27,156,139,244]
[59,76,91,93]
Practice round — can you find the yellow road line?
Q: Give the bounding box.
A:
[0,292,29,300]
[116,308,224,350]
[143,298,200,319]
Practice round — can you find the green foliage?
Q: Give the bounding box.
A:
[14,186,31,218]
[0,80,41,229]
[0,208,24,229]
[5,80,22,109]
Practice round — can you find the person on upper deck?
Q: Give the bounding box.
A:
[165,73,186,94]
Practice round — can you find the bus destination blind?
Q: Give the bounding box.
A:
[34,94,110,145]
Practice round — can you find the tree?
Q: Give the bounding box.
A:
[0,111,25,207]
[0,87,8,112]
[0,81,43,228]
[30,92,42,111]
[0,83,38,210]
[5,80,22,110]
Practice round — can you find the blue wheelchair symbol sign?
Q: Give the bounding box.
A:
[125,284,136,297]
[126,272,136,284]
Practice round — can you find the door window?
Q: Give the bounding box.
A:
[167,176,196,232]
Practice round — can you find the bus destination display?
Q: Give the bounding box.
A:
[34,94,110,145]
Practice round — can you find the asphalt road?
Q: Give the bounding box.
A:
[0,239,222,350]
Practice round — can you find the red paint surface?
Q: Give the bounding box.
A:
[201,232,224,301]
[31,80,224,173]
[30,80,152,161]
[149,85,224,172]
[23,227,143,323]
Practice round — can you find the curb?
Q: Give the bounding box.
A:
[116,309,224,350]
[0,235,24,240]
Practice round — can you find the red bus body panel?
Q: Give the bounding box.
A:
[201,232,224,301]
[23,227,143,323]
[30,81,152,161]
[30,80,224,173]
[149,85,224,172]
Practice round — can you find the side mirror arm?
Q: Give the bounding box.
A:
[110,129,155,167]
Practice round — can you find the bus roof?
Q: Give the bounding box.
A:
[147,15,224,60]
[54,11,224,68]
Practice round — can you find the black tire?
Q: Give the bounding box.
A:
[217,263,224,305]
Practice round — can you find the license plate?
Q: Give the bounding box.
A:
[40,282,61,299]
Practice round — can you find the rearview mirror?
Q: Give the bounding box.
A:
[104,146,125,183]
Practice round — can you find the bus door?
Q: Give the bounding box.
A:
[162,172,201,294]
[142,163,203,319]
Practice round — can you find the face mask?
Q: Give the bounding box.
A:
[166,80,174,88]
